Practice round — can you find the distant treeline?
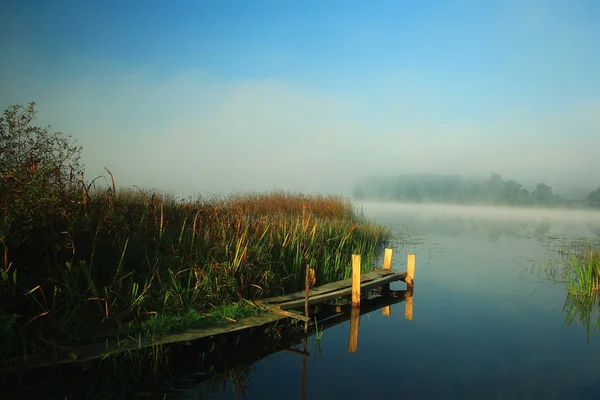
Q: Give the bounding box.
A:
[353,173,600,208]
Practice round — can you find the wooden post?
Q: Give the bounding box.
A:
[406,253,415,288]
[305,264,310,317]
[351,254,361,306]
[405,291,413,321]
[304,264,310,333]
[347,306,360,353]
[382,248,392,316]
[383,248,393,270]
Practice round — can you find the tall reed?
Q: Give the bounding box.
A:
[0,181,389,361]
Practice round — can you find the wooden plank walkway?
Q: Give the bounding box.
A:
[1,313,286,373]
[258,268,407,310]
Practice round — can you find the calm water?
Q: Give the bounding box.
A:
[202,203,600,400]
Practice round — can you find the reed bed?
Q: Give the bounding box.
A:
[0,178,389,362]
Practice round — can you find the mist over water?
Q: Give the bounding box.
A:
[360,202,600,239]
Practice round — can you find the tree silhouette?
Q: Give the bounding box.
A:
[588,187,600,208]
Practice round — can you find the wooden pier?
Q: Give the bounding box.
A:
[258,268,406,310]
[1,249,415,373]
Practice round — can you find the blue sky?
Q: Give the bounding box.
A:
[1,0,599,195]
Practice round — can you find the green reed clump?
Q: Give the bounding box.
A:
[557,246,600,343]
[564,248,600,298]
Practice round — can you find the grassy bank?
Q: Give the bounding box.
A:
[0,183,389,362]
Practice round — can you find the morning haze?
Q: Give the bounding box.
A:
[1,1,599,198]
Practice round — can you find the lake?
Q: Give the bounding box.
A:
[6,202,600,399]
[201,202,600,400]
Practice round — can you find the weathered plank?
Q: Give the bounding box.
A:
[264,306,310,322]
[264,271,407,310]
[2,313,286,373]
[260,268,402,306]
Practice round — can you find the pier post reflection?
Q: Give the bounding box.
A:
[405,290,414,320]
[347,306,360,353]
[301,337,307,400]
[382,248,393,316]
